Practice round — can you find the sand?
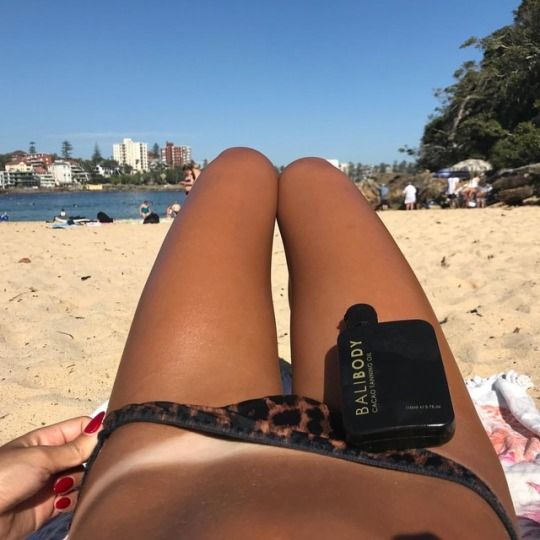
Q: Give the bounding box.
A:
[1,207,539,443]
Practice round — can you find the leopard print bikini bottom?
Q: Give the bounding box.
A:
[86,395,517,539]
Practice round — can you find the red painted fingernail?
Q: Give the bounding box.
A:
[55,497,71,510]
[53,476,74,494]
[83,411,105,434]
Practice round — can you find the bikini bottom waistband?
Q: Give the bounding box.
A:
[86,395,517,540]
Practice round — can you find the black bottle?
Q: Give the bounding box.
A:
[337,304,455,452]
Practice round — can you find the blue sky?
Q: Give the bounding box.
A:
[0,0,521,166]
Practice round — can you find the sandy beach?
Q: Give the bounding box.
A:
[1,207,539,443]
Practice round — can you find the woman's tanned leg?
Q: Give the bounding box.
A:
[277,157,516,522]
[71,148,283,539]
[108,147,282,409]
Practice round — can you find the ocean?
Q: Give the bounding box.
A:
[0,190,187,222]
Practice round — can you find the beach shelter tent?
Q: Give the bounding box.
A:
[451,159,493,174]
[433,168,469,179]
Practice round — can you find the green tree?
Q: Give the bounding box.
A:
[101,158,119,169]
[346,161,356,181]
[92,144,103,163]
[29,141,36,154]
[0,154,11,170]
[61,140,73,159]
[152,143,160,159]
[490,122,540,169]
[416,0,540,170]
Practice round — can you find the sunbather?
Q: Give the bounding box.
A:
[1,148,518,539]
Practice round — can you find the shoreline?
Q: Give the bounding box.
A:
[0,184,187,196]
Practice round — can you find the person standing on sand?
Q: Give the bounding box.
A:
[377,183,390,210]
[447,175,460,202]
[180,163,201,195]
[402,182,417,210]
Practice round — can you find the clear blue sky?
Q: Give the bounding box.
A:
[0,0,521,166]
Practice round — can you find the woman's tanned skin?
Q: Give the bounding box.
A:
[70,148,516,539]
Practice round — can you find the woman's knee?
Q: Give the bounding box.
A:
[189,147,278,203]
[279,157,367,205]
[211,147,276,177]
[280,157,338,183]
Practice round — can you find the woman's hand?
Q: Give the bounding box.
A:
[0,413,104,540]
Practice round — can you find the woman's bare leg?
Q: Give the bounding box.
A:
[70,148,283,536]
[277,158,516,523]
[107,147,282,410]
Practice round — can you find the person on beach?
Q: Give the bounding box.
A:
[402,181,417,210]
[1,149,517,539]
[52,209,67,223]
[139,200,152,220]
[179,163,201,194]
[462,175,480,207]
[376,183,390,210]
[446,176,461,208]
[476,179,492,209]
[166,201,182,218]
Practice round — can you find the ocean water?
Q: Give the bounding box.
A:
[0,190,187,222]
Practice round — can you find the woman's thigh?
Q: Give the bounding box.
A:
[277,157,516,522]
[108,147,282,409]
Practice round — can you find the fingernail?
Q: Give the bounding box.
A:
[83,411,105,434]
[55,497,71,510]
[53,476,74,494]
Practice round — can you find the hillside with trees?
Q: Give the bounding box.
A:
[415,0,540,172]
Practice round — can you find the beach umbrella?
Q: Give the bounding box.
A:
[451,159,493,173]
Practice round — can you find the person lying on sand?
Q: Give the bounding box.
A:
[1,148,518,540]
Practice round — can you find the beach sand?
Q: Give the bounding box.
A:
[1,207,539,443]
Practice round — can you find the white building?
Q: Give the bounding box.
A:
[49,161,73,185]
[0,171,15,188]
[6,161,33,173]
[35,171,55,188]
[326,159,349,173]
[71,163,91,184]
[113,138,149,172]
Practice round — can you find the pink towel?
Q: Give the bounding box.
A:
[467,371,540,539]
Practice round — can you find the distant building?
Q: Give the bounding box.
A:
[113,138,149,172]
[93,164,114,178]
[0,171,14,188]
[161,142,192,168]
[6,161,33,173]
[49,161,73,185]
[33,166,55,188]
[326,159,350,173]
[24,153,55,168]
[0,170,38,188]
[70,162,91,184]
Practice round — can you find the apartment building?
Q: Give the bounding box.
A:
[49,161,73,185]
[0,170,38,188]
[113,138,149,172]
[161,142,192,168]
